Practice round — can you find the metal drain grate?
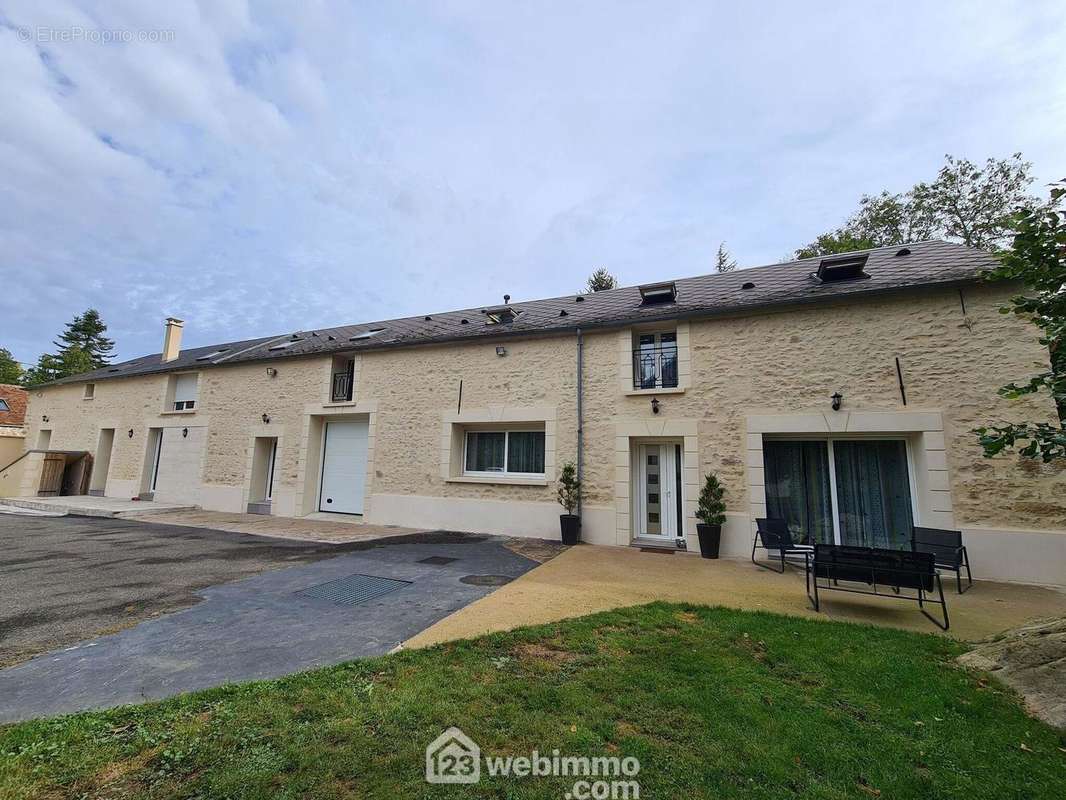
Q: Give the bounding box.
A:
[296,573,411,606]
[418,556,458,565]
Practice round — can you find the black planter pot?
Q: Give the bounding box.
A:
[560,514,581,545]
[696,523,722,559]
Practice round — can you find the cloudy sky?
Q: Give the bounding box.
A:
[2,1,1064,364]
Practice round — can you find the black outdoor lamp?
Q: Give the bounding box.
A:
[128,428,134,438]
[182,427,189,438]
[651,398,661,415]
[262,413,271,424]
[831,392,843,411]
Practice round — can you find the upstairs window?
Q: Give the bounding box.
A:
[172,373,198,411]
[464,430,545,476]
[633,331,678,389]
[83,383,95,399]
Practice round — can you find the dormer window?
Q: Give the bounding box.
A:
[811,254,870,283]
[483,306,519,325]
[638,281,677,305]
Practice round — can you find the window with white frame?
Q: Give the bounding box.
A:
[463,430,545,476]
[172,373,199,411]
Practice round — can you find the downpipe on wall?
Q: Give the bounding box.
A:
[576,328,583,518]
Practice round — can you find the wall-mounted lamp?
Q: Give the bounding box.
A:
[261,413,271,424]
[182,427,189,438]
[831,392,843,411]
[266,367,278,377]
[42,415,49,423]
[128,428,134,438]
[650,398,660,415]
[495,346,507,357]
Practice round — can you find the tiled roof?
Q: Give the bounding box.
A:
[0,384,28,426]
[51,240,997,385]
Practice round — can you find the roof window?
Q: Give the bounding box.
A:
[483,306,519,324]
[810,254,870,283]
[638,281,677,305]
[196,349,230,361]
[268,340,300,351]
[349,329,385,341]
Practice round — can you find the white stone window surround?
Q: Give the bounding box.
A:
[613,419,700,547]
[618,321,691,396]
[442,405,556,487]
[745,411,954,539]
[294,399,378,518]
[164,372,199,413]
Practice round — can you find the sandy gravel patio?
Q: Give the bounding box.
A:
[404,544,1066,647]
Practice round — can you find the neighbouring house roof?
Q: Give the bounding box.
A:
[49,240,998,386]
[0,384,28,426]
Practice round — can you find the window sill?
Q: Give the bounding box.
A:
[625,386,686,397]
[446,475,548,487]
[160,409,197,416]
[82,397,95,401]
[322,401,358,408]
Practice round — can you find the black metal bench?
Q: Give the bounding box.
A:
[806,544,949,630]
[912,527,973,594]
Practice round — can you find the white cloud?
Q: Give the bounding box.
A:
[0,0,1064,363]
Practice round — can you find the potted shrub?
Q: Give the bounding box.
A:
[557,461,581,545]
[695,472,726,558]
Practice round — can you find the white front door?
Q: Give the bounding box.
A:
[319,420,369,514]
[635,443,681,540]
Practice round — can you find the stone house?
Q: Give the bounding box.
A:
[0,383,28,476]
[13,242,1065,585]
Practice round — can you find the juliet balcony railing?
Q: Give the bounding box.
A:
[632,348,679,390]
[331,368,354,402]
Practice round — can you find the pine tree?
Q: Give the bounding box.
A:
[53,309,115,369]
[584,267,618,293]
[715,243,738,273]
[0,348,23,385]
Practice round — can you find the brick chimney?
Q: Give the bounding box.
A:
[162,317,184,363]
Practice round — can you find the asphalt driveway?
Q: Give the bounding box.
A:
[0,514,539,722]
[0,513,439,668]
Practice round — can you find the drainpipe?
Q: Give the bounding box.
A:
[576,328,584,517]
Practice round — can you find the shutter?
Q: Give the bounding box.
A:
[174,374,199,403]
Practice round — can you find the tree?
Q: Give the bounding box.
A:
[795,154,1038,258]
[715,243,737,273]
[53,308,115,369]
[22,348,95,387]
[0,348,23,385]
[696,473,726,527]
[974,180,1066,462]
[584,267,618,293]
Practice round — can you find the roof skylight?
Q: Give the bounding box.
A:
[811,254,870,283]
[196,349,230,361]
[638,281,677,304]
[349,329,385,341]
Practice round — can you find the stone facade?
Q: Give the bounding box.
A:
[16,281,1066,585]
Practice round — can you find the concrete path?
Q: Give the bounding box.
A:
[148,509,433,544]
[0,538,537,722]
[0,495,197,518]
[404,544,1066,648]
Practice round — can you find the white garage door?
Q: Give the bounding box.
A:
[319,420,369,514]
[153,426,206,504]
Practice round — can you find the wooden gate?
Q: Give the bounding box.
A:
[37,453,65,496]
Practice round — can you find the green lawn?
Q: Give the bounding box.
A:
[1,603,1063,799]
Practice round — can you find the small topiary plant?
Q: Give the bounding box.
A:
[696,472,726,527]
[557,461,581,516]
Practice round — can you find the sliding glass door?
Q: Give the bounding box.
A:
[763,439,914,549]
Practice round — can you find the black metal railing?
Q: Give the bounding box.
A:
[331,368,354,402]
[632,349,678,390]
